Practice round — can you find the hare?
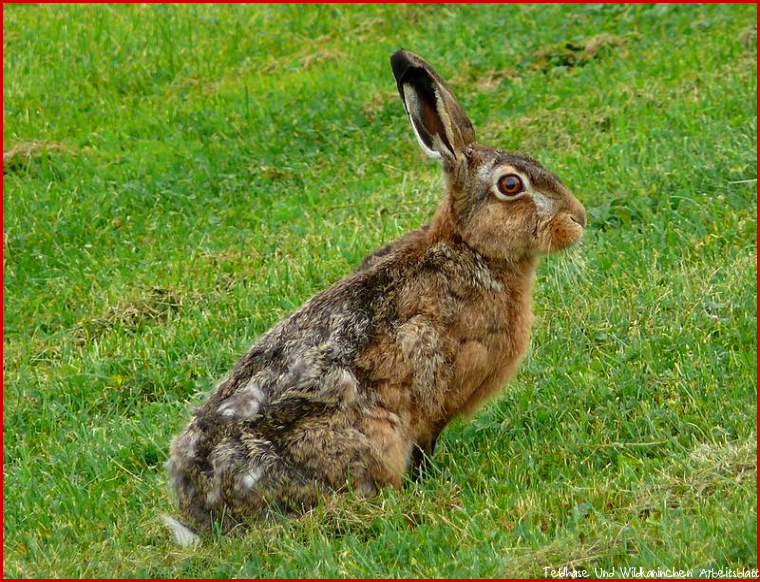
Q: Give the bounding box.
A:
[165,49,586,542]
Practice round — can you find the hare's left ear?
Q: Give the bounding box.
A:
[390,49,476,162]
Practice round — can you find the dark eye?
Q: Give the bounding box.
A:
[497,173,524,197]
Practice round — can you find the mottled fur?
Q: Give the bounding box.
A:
[167,49,586,534]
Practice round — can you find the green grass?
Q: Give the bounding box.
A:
[3,3,757,578]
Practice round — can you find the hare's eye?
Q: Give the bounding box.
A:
[497,174,524,197]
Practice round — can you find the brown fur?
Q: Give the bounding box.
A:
[167,49,586,534]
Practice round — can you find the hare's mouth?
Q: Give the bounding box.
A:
[541,214,585,253]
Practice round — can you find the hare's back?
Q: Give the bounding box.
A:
[198,265,403,423]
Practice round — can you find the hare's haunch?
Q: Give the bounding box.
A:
[167,49,586,537]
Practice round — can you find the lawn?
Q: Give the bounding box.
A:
[2,3,757,578]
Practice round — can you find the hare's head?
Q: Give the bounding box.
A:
[391,49,586,262]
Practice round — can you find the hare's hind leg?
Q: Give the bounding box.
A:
[286,411,411,495]
[360,411,414,488]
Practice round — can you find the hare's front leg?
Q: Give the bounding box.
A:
[410,417,449,479]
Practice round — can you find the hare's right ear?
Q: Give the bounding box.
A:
[390,49,475,163]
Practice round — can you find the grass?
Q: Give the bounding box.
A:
[2,3,757,578]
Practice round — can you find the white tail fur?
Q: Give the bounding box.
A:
[161,515,200,548]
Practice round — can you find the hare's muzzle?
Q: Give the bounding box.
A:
[546,195,586,253]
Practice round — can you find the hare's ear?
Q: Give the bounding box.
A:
[390,49,475,162]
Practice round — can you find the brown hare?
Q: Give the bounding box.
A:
[165,49,586,544]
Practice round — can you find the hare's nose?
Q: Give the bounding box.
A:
[570,205,587,228]
[571,213,586,228]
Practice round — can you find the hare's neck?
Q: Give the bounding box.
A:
[485,255,538,317]
[427,203,539,287]
[428,199,462,245]
[490,254,539,286]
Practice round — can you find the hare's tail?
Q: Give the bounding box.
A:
[161,515,200,548]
